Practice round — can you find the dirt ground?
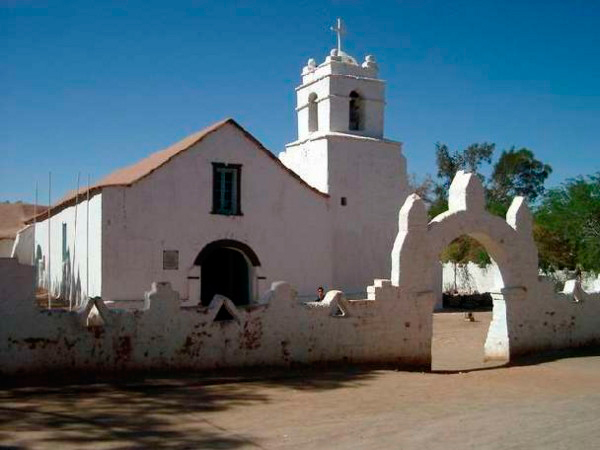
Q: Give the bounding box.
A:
[1,312,599,449]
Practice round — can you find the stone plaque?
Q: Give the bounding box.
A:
[163,250,179,270]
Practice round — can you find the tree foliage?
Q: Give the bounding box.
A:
[439,235,491,267]
[429,142,495,219]
[535,174,600,272]
[408,173,436,205]
[435,142,495,194]
[424,142,553,268]
[490,147,552,206]
[418,140,596,274]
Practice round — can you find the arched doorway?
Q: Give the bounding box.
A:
[433,235,505,371]
[193,240,261,307]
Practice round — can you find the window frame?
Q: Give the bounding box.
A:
[211,162,243,216]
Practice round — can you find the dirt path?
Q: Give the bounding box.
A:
[432,311,507,371]
[1,313,598,449]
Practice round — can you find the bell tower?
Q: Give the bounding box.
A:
[280,19,400,194]
[295,48,384,141]
[279,19,409,293]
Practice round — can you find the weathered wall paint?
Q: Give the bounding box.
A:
[0,274,431,376]
[2,171,598,376]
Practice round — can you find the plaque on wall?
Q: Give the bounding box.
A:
[163,250,179,270]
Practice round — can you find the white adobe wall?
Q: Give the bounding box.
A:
[101,123,333,302]
[440,263,599,297]
[1,261,597,377]
[279,138,329,192]
[327,135,409,295]
[441,261,503,294]
[32,194,102,300]
[11,225,33,264]
[0,268,433,375]
[281,135,409,295]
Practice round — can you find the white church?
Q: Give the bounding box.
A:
[21,24,410,306]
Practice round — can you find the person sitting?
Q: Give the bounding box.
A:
[315,286,325,302]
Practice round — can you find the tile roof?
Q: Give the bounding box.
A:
[27,118,327,223]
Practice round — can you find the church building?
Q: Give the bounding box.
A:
[23,28,410,306]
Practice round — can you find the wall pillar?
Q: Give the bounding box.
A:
[484,286,526,361]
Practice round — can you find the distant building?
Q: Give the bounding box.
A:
[18,36,409,305]
[0,202,46,259]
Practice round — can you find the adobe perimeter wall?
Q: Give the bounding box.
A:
[0,262,432,376]
[1,171,599,376]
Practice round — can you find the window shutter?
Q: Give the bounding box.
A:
[236,166,242,215]
[212,163,219,213]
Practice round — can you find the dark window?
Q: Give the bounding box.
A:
[308,92,318,132]
[61,223,67,263]
[212,163,242,215]
[349,91,362,131]
[341,197,347,206]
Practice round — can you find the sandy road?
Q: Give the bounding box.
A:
[0,312,598,449]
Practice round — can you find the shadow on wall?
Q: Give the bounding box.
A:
[36,249,85,309]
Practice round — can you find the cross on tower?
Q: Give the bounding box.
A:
[330,18,345,53]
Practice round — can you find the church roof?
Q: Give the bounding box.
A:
[0,202,47,239]
[27,118,328,223]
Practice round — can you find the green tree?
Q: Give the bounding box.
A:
[533,223,576,271]
[428,142,553,270]
[535,174,600,272]
[431,142,495,218]
[490,147,552,207]
[439,235,491,267]
[435,142,495,194]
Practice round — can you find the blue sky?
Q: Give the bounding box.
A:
[2,0,599,204]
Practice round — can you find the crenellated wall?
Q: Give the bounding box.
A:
[0,272,432,376]
[1,171,598,376]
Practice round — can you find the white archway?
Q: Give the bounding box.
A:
[391,171,538,362]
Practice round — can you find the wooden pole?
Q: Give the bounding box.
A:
[86,174,90,301]
[47,172,52,309]
[32,182,38,266]
[70,172,80,310]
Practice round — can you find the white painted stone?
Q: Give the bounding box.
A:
[506,196,533,236]
[448,171,485,212]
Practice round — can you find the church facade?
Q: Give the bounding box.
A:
[24,44,409,305]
